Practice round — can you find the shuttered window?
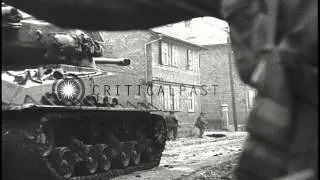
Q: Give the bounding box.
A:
[187,91,195,112]
[187,49,200,71]
[164,86,170,110]
[159,85,180,111]
[161,42,179,67]
[187,50,193,70]
[161,42,169,65]
[173,86,180,111]
[172,45,179,67]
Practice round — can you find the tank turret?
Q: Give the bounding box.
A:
[2,3,132,69]
[2,3,167,180]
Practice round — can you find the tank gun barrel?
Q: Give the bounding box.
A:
[93,57,130,66]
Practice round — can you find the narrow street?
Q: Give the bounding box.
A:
[112,132,247,180]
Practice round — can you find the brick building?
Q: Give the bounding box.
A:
[93,30,204,137]
[200,44,256,131]
[84,30,151,104]
[153,18,257,131]
[88,17,257,133]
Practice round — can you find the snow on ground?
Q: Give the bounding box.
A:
[177,153,240,180]
[161,132,246,167]
[112,132,247,180]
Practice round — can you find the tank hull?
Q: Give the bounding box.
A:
[2,107,167,180]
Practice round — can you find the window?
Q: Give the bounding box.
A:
[84,31,105,43]
[173,87,180,111]
[164,86,171,110]
[195,51,200,69]
[159,89,164,110]
[161,42,169,65]
[187,91,195,112]
[187,50,192,70]
[170,87,175,110]
[187,49,199,70]
[172,45,179,67]
[161,42,179,67]
[159,85,180,111]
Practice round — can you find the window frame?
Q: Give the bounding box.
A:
[164,85,170,110]
[171,45,179,67]
[187,49,193,70]
[161,42,170,66]
[159,85,181,111]
[173,86,180,111]
[187,49,199,71]
[160,41,179,68]
[187,91,195,112]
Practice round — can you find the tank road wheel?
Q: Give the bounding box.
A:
[84,145,99,174]
[94,144,112,172]
[111,142,130,168]
[119,151,130,168]
[154,119,166,148]
[100,148,112,171]
[144,147,155,162]
[50,147,75,179]
[130,144,141,166]
[35,120,54,157]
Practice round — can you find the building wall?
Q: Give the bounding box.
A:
[97,30,203,137]
[200,44,254,130]
[147,38,202,137]
[95,30,158,103]
[99,30,156,79]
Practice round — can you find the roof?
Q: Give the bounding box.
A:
[151,17,230,45]
[203,43,232,47]
[149,30,206,50]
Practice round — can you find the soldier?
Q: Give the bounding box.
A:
[195,112,207,138]
[45,31,102,67]
[164,111,179,140]
[4,0,318,179]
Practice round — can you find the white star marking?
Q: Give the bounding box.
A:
[58,81,78,100]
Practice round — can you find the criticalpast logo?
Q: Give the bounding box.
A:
[52,76,85,105]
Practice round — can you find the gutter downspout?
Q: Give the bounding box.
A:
[228,51,238,131]
[144,37,162,105]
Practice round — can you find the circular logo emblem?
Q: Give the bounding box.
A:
[52,76,85,105]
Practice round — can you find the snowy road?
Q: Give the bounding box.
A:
[111,132,247,180]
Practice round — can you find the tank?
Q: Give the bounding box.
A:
[2,3,167,180]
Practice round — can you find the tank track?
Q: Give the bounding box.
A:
[69,162,160,180]
[3,139,162,180]
[2,109,167,180]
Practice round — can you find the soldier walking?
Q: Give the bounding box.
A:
[164,111,179,140]
[195,112,207,138]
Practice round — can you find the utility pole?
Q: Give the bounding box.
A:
[228,51,238,131]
